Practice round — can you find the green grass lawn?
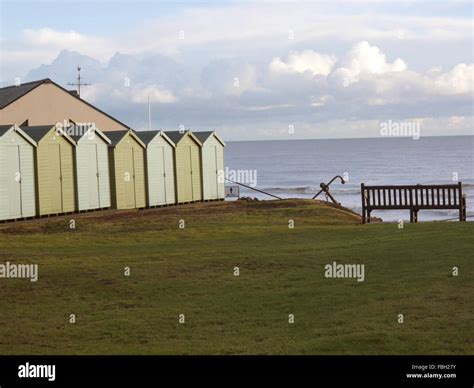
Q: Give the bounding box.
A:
[0,199,472,355]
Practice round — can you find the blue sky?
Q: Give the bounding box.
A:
[2,1,470,35]
[0,0,473,140]
[1,1,232,35]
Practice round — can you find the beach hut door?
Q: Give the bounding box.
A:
[132,147,142,208]
[216,146,224,199]
[209,146,218,199]
[156,146,167,204]
[49,144,63,213]
[6,146,22,217]
[124,147,135,208]
[87,144,100,209]
[185,146,193,201]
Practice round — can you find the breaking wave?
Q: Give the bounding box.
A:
[260,187,361,195]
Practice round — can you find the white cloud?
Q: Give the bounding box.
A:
[19,28,113,60]
[16,40,473,138]
[244,104,293,111]
[23,28,87,46]
[320,42,473,108]
[130,84,178,104]
[333,41,407,85]
[310,94,334,107]
[82,82,178,105]
[431,63,474,95]
[130,6,472,56]
[201,61,262,96]
[269,50,337,77]
[5,4,470,78]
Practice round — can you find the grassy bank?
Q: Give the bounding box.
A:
[0,199,472,355]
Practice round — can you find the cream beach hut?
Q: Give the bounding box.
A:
[71,125,112,211]
[135,130,176,207]
[193,131,226,201]
[0,124,37,221]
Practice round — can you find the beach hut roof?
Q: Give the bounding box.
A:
[193,131,226,147]
[165,130,202,146]
[135,130,176,148]
[164,131,185,145]
[70,125,111,144]
[0,124,37,146]
[22,125,76,146]
[107,129,146,148]
[0,125,14,137]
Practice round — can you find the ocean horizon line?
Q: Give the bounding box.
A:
[225,133,474,143]
[227,135,474,143]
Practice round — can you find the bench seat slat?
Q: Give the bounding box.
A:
[366,205,461,210]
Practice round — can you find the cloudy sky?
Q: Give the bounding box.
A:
[0,0,472,140]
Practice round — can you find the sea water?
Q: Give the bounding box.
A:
[225,136,474,222]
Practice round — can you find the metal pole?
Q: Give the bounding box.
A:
[224,178,282,200]
[148,95,152,131]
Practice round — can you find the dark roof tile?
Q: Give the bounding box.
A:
[0,124,14,137]
[0,79,49,109]
[164,131,187,145]
[193,131,214,144]
[21,125,55,142]
[135,130,160,145]
[106,130,129,146]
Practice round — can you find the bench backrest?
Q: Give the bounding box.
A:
[361,183,463,210]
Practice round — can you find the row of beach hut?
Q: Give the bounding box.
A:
[0,124,226,221]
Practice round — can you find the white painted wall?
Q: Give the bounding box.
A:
[75,130,111,210]
[201,135,225,200]
[146,134,176,206]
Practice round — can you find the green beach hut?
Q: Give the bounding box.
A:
[107,130,147,210]
[23,125,77,216]
[165,130,203,203]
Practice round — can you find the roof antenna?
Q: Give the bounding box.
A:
[67,66,91,97]
[147,94,152,131]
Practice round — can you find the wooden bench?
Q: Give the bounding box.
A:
[361,182,467,223]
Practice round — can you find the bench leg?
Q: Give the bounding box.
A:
[410,210,414,223]
[462,196,467,221]
[367,210,371,223]
[460,199,465,221]
[463,197,467,221]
